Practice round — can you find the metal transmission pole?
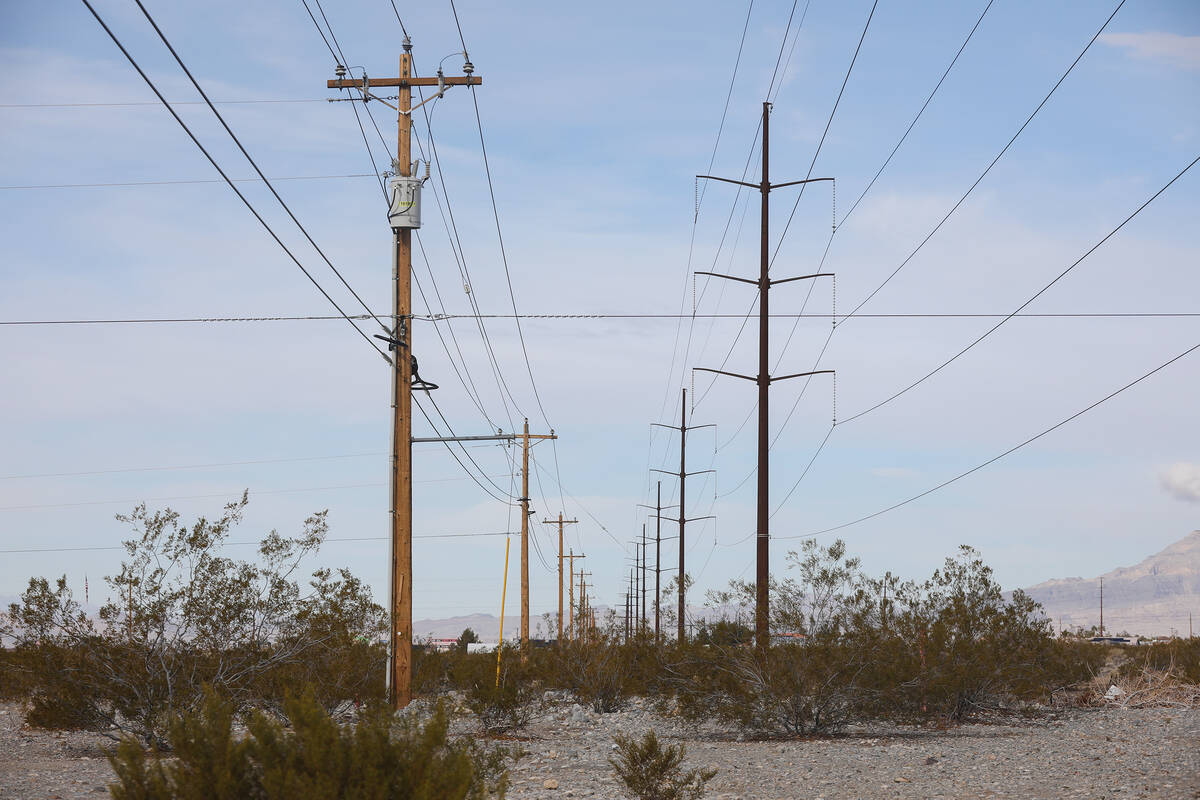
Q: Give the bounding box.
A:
[640,523,648,635]
[544,513,578,643]
[327,43,481,711]
[651,389,714,642]
[516,418,556,648]
[695,101,835,652]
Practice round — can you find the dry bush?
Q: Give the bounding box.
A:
[1117,639,1200,685]
[108,691,514,800]
[609,729,716,800]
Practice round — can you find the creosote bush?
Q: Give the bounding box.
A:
[0,494,386,745]
[609,729,716,800]
[1116,638,1200,685]
[108,691,513,800]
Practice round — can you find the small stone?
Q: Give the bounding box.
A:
[895,777,911,783]
[543,778,559,789]
[925,757,938,765]
[548,750,558,759]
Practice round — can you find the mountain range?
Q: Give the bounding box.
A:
[1022,530,1200,637]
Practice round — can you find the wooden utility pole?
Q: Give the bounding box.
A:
[566,550,584,640]
[327,44,481,710]
[545,513,578,643]
[695,101,835,651]
[1099,577,1104,637]
[651,389,714,642]
[578,570,590,643]
[515,418,556,648]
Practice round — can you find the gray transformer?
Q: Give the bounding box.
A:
[387,173,422,230]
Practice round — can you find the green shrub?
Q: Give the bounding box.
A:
[455,646,542,734]
[609,729,715,800]
[3,496,386,744]
[668,636,863,737]
[108,691,513,800]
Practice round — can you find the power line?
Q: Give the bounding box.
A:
[133,0,389,336]
[843,0,1127,320]
[742,0,1131,491]
[1,174,374,190]
[5,312,1195,327]
[838,151,1200,425]
[77,0,391,364]
[769,0,878,267]
[1,99,325,108]
[0,482,383,512]
[0,531,517,555]
[777,339,1200,538]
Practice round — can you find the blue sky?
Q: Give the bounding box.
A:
[1,0,1198,629]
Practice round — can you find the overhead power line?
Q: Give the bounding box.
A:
[77,0,391,364]
[4,312,1195,327]
[1,99,324,108]
[843,0,1127,320]
[2,174,374,190]
[131,0,389,337]
[777,339,1200,538]
[838,151,1200,425]
[0,531,516,555]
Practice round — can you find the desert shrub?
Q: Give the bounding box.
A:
[667,635,865,737]
[108,690,513,799]
[609,729,716,800]
[454,646,542,733]
[3,495,386,745]
[867,547,1100,721]
[556,636,658,713]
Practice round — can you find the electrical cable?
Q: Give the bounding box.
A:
[6,312,1193,327]
[76,0,391,365]
[2,99,324,108]
[842,0,1127,321]
[133,0,390,335]
[839,151,1200,425]
[776,339,1200,537]
[1,531,518,555]
[2,174,374,190]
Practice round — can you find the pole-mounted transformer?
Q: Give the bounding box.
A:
[387,160,428,230]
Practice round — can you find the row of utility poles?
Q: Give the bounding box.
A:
[330,34,833,708]
[329,42,593,711]
[642,102,836,650]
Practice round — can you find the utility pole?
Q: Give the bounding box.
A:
[544,513,578,643]
[516,418,556,648]
[579,570,591,643]
[328,44,481,710]
[640,523,648,636]
[566,551,585,640]
[695,101,835,651]
[1099,577,1104,637]
[651,389,715,642]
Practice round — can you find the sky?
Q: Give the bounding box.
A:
[1,0,1198,632]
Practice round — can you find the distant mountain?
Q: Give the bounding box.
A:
[1023,530,1200,637]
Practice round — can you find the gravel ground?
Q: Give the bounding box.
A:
[2,700,1197,799]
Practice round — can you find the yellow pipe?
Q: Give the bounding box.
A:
[496,536,510,687]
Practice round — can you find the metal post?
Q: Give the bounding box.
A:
[755,100,771,653]
[655,481,662,643]
[678,389,687,642]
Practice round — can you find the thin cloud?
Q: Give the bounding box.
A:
[1100,32,1200,71]
[1160,463,1200,503]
